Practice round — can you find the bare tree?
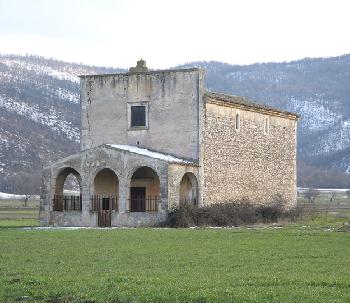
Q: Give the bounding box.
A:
[24,194,31,207]
[329,192,337,204]
[304,188,320,204]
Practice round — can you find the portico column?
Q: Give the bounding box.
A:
[118,177,129,213]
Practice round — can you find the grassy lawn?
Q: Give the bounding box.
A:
[0,223,349,303]
[0,195,349,302]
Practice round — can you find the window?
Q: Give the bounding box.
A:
[264,117,269,134]
[131,105,146,127]
[235,113,240,130]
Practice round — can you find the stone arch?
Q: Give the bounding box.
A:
[55,167,82,196]
[91,168,119,211]
[179,172,198,206]
[53,167,82,211]
[93,168,119,196]
[129,166,160,212]
[127,163,161,183]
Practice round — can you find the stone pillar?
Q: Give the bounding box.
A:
[81,173,90,215]
[39,168,51,226]
[159,169,168,212]
[118,177,129,213]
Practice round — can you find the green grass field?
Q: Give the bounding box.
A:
[0,223,349,302]
[0,195,349,302]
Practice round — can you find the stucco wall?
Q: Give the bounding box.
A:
[94,168,119,195]
[202,102,297,207]
[80,69,204,160]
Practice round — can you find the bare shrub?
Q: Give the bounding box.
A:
[304,188,320,204]
[165,197,300,228]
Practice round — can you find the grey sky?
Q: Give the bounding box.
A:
[1,0,349,69]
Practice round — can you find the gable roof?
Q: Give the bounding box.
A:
[105,144,196,165]
[204,91,300,119]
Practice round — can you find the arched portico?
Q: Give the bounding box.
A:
[91,168,119,212]
[53,167,82,211]
[129,166,160,212]
[179,172,198,206]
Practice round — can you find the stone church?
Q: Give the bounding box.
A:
[39,60,299,227]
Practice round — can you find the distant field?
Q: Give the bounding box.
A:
[0,198,40,228]
[297,191,350,205]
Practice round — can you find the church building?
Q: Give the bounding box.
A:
[39,60,299,227]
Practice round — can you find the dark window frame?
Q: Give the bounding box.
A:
[131,105,146,127]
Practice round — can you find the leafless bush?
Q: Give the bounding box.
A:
[166,197,301,228]
[303,188,320,204]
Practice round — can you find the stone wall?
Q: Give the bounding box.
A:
[202,102,298,207]
[167,164,199,208]
[80,69,204,161]
[39,145,171,227]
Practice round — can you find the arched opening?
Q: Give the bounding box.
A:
[91,168,119,212]
[179,173,198,206]
[129,166,160,212]
[53,167,82,211]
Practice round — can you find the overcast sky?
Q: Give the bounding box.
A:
[0,0,349,69]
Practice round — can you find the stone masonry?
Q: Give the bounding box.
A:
[202,93,298,208]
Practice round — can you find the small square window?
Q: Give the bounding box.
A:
[131,106,146,127]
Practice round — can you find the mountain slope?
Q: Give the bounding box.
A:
[0,55,122,193]
[1,54,350,193]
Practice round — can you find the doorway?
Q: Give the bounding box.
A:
[130,187,146,212]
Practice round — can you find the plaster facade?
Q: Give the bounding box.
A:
[80,68,204,160]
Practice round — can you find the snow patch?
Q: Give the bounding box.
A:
[2,59,80,83]
[56,88,79,104]
[288,96,340,131]
[106,144,195,164]
[0,192,31,199]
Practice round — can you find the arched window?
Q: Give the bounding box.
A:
[264,117,269,134]
[235,113,240,130]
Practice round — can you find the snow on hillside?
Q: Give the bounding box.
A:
[288,96,350,155]
[2,58,80,83]
[289,96,340,131]
[227,70,288,83]
[0,94,79,141]
[56,88,79,104]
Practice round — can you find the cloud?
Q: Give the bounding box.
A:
[1,0,350,68]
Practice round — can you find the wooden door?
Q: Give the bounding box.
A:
[98,197,111,227]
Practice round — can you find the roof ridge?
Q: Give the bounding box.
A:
[204,91,300,118]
